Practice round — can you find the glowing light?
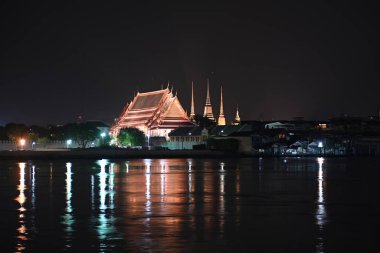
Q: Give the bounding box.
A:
[125,162,129,173]
[96,160,116,242]
[31,165,36,209]
[98,160,107,211]
[219,171,226,235]
[188,159,192,171]
[318,142,323,148]
[66,139,72,149]
[16,163,26,210]
[63,162,74,237]
[144,159,151,173]
[109,163,115,209]
[19,139,26,150]
[100,132,106,138]
[65,163,72,204]
[97,159,109,167]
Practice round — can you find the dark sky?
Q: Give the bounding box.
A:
[1,1,380,125]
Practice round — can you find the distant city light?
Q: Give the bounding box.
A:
[66,139,72,149]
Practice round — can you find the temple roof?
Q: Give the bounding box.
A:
[111,88,193,135]
[131,90,166,110]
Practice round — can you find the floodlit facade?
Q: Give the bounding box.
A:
[110,88,193,138]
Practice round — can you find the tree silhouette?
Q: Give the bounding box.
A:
[117,127,146,147]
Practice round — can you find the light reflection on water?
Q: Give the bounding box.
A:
[316,157,327,253]
[15,162,27,253]
[6,158,376,252]
[97,159,117,247]
[62,162,74,249]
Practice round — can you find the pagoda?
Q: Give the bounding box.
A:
[203,79,215,121]
[217,85,226,125]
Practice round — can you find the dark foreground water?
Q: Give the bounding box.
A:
[0,157,379,252]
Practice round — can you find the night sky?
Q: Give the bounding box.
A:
[1,1,380,125]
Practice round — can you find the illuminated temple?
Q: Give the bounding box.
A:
[110,87,193,138]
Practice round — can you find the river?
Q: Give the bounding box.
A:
[0,157,379,252]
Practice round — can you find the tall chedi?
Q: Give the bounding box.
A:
[217,85,226,125]
[203,79,215,121]
[190,81,195,119]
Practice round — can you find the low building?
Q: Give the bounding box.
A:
[265,122,295,130]
[354,137,380,156]
[167,127,208,150]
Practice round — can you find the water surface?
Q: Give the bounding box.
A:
[0,157,379,252]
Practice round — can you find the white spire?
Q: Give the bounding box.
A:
[190,81,195,118]
[217,85,226,125]
[203,78,215,121]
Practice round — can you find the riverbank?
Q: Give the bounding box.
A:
[0,148,357,160]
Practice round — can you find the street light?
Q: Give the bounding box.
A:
[19,139,26,150]
[32,141,36,150]
[66,139,72,149]
[318,141,323,155]
[100,132,106,146]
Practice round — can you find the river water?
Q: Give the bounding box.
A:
[0,157,379,252]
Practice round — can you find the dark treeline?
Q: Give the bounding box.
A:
[0,122,104,148]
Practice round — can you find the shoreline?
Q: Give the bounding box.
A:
[0,149,360,160]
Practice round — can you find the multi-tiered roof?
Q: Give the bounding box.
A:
[111,88,193,137]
